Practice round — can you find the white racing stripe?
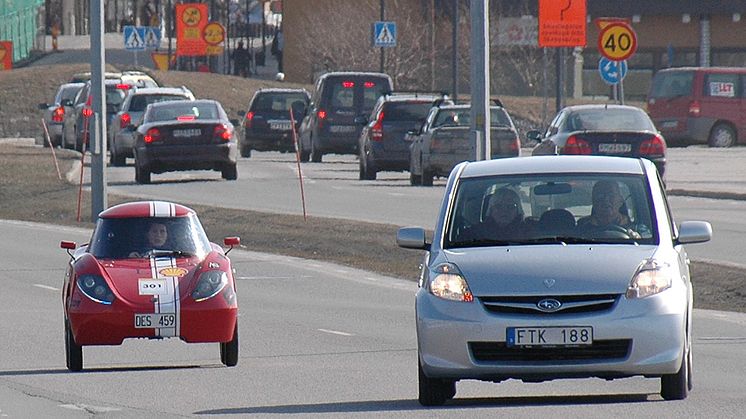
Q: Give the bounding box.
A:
[150,201,176,217]
[150,256,180,337]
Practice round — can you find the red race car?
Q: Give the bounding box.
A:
[60,201,240,371]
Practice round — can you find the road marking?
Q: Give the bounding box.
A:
[33,284,59,291]
[59,404,121,413]
[318,328,354,337]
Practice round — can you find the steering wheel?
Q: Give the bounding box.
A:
[592,224,632,239]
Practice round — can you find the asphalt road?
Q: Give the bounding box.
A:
[92,149,746,267]
[1,219,745,417]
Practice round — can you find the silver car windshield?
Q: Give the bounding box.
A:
[446,173,657,248]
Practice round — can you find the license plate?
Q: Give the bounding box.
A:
[329,125,355,133]
[173,128,201,138]
[135,313,176,329]
[598,143,631,154]
[661,120,678,129]
[269,121,292,130]
[506,326,593,347]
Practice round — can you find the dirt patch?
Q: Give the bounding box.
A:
[0,142,743,313]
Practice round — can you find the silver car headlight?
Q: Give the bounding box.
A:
[626,259,673,299]
[428,263,474,302]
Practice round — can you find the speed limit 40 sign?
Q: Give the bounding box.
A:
[598,22,637,61]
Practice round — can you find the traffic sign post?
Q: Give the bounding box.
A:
[598,22,637,62]
[124,26,162,67]
[598,57,627,85]
[373,21,397,48]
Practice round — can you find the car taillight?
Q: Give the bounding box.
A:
[688,100,700,117]
[82,107,93,118]
[244,111,254,128]
[317,109,327,129]
[364,81,376,88]
[564,135,592,155]
[371,111,384,141]
[640,134,667,156]
[52,106,65,122]
[506,136,520,152]
[342,81,354,88]
[214,124,232,141]
[144,128,160,143]
[120,112,131,128]
[116,83,131,90]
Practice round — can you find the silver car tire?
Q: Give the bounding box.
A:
[418,361,455,406]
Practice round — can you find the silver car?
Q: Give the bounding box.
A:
[397,155,712,406]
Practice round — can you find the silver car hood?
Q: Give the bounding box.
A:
[443,245,659,296]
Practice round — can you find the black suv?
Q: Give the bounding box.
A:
[239,88,310,157]
[357,92,450,180]
[298,72,393,162]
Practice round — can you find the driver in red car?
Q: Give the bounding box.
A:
[129,221,168,257]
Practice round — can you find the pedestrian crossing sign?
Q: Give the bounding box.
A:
[124,26,161,51]
[373,21,397,48]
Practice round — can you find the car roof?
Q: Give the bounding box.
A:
[561,104,645,112]
[459,155,647,179]
[99,201,195,219]
[256,88,309,94]
[319,71,392,80]
[436,104,505,111]
[148,99,218,108]
[380,93,444,102]
[129,87,192,95]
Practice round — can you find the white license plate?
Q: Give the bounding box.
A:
[661,120,678,129]
[135,313,176,329]
[598,143,631,154]
[269,121,292,130]
[329,125,355,133]
[173,128,201,137]
[507,326,593,347]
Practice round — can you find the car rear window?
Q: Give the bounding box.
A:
[649,71,694,99]
[325,76,392,112]
[148,103,220,122]
[251,93,308,112]
[433,108,513,127]
[130,94,190,112]
[566,108,656,131]
[60,85,83,102]
[382,102,433,122]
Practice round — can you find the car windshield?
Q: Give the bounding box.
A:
[88,215,212,259]
[148,103,220,122]
[59,85,83,102]
[251,92,308,114]
[446,173,657,248]
[566,108,656,131]
[130,94,190,112]
[105,87,127,112]
[433,108,512,127]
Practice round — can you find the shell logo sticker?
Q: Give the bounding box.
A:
[159,267,188,277]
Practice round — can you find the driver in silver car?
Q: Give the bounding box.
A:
[577,180,640,238]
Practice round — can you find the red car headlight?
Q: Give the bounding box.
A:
[192,270,228,302]
[76,274,114,304]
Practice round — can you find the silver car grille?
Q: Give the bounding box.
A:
[469,340,632,362]
[479,294,619,315]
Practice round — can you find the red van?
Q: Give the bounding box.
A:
[647,67,746,147]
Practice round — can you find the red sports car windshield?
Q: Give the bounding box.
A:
[88,215,212,259]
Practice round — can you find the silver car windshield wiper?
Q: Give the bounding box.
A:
[448,238,523,248]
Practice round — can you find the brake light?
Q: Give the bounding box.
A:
[564,135,592,155]
[177,115,195,121]
[116,83,131,90]
[144,128,160,143]
[342,81,354,88]
[640,134,667,156]
[52,106,65,122]
[371,111,384,141]
[244,111,254,128]
[214,124,233,141]
[317,109,327,129]
[82,107,93,118]
[120,112,131,128]
[688,100,700,117]
[506,136,520,152]
[364,81,375,88]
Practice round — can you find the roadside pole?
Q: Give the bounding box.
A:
[469,0,490,161]
[90,0,107,221]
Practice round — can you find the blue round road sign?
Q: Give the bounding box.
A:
[598,57,628,85]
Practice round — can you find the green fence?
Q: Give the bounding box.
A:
[0,0,44,63]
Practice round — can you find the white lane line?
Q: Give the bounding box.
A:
[318,328,354,337]
[33,284,59,291]
[59,404,121,413]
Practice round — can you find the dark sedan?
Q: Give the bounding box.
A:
[133,100,239,184]
[239,87,310,158]
[528,104,667,176]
